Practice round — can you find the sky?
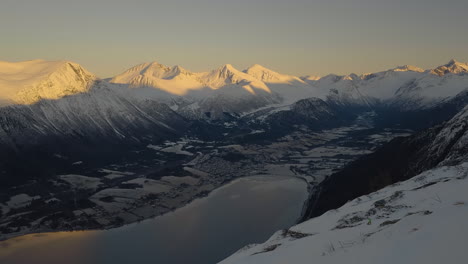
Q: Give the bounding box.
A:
[1,0,468,78]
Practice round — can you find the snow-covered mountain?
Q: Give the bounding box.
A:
[221,162,468,264]
[244,64,304,84]
[0,61,193,187]
[430,59,468,76]
[110,62,207,96]
[108,59,468,118]
[0,60,95,106]
[111,62,282,118]
[0,60,189,147]
[244,64,324,104]
[3,59,467,112]
[0,59,466,259]
[0,58,465,153]
[307,60,468,109]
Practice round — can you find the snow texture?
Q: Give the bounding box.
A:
[221,162,468,264]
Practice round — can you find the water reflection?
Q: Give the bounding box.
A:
[0,176,308,264]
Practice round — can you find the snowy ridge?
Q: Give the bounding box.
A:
[0,60,95,105]
[391,65,425,73]
[221,162,468,264]
[1,59,467,119]
[430,59,468,76]
[244,64,305,84]
[110,62,207,96]
[198,64,271,94]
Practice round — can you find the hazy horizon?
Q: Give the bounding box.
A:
[1,57,466,79]
[2,0,468,78]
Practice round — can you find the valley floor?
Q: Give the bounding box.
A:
[0,113,411,240]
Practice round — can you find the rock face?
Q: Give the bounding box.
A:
[306,105,468,219]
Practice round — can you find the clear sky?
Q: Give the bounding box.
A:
[1,0,468,78]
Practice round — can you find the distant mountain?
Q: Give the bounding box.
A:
[430,59,468,76]
[0,59,466,187]
[0,60,95,105]
[244,64,305,84]
[110,62,206,96]
[108,59,468,117]
[392,65,425,72]
[0,59,466,249]
[112,62,281,119]
[308,60,468,109]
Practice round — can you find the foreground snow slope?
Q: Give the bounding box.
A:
[221,162,468,264]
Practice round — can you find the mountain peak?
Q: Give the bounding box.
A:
[447,59,459,65]
[0,60,95,105]
[301,75,321,82]
[213,64,243,79]
[244,64,303,84]
[245,64,269,71]
[431,59,468,76]
[148,61,168,68]
[219,64,237,72]
[392,65,424,72]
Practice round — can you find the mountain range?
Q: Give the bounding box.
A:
[0,59,467,187]
[0,58,467,262]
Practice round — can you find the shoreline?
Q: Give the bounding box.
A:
[0,175,310,243]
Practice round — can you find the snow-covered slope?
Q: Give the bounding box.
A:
[111,62,273,96]
[306,105,468,220]
[0,60,189,148]
[221,104,468,264]
[430,59,468,76]
[0,81,188,148]
[221,162,468,264]
[108,59,468,117]
[423,105,468,166]
[307,60,468,109]
[244,64,325,103]
[110,62,206,96]
[244,64,304,84]
[111,62,283,118]
[200,64,271,94]
[0,60,95,105]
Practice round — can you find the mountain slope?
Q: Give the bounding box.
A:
[244,64,324,104]
[108,59,468,119]
[110,62,207,96]
[0,60,95,105]
[306,105,468,219]
[244,64,305,84]
[307,60,468,109]
[221,162,468,264]
[430,59,468,76]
